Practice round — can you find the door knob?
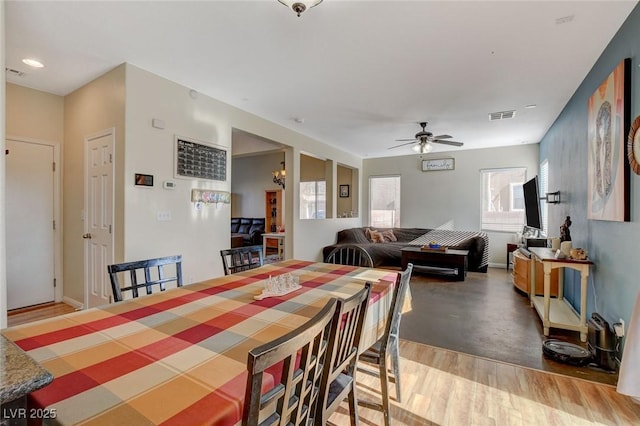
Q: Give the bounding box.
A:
[82,233,92,239]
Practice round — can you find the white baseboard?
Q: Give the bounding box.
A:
[488,262,508,269]
[63,296,84,311]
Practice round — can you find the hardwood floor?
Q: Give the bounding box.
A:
[331,340,640,425]
[7,302,76,327]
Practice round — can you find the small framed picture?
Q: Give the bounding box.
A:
[135,173,154,187]
[339,184,350,198]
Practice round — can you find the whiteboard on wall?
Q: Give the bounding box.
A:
[174,135,227,181]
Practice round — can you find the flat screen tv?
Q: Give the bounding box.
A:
[523,176,542,231]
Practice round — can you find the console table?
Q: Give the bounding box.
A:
[528,247,593,342]
[263,232,285,260]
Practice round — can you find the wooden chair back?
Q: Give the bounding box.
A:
[324,244,374,267]
[317,283,372,425]
[220,245,264,275]
[107,255,183,302]
[242,298,338,426]
[382,263,413,351]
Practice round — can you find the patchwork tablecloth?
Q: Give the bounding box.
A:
[2,260,400,425]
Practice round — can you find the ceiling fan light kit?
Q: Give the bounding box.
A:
[390,121,464,154]
[413,143,433,154]
[278,0,323,17]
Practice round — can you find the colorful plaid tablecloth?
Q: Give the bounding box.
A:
[2,260,401,425]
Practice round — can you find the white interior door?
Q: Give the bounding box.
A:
[6,139,55,310]
[84,130,114,307]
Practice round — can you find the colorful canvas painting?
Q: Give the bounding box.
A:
[587,58,630,221]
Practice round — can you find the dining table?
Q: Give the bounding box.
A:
[1,260,405,425]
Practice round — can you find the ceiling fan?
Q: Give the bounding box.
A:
[389,122,464,154]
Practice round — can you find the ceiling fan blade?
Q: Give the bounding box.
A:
[433,139,464,147]
[388,141,417,149]
[394,138,417,142]
[432,134,452,139]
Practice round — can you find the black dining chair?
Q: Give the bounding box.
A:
[358,263,413,426]
[324,244,374,268]
[242,298,338,426]
[316,283,372,426]
[107,255,183,302]
[220,245,264,275]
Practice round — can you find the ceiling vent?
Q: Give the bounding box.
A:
[489,110,516,121]
[5,67,25,77]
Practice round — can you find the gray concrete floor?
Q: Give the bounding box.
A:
[399,266,618,386]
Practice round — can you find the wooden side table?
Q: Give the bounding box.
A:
[528,247,593,342]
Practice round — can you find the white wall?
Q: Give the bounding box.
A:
[124,65,363,281]
[363,144,540,266]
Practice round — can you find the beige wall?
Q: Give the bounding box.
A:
[63,65,126,303]
[336,164,354,217]
[363,144,540,266]
[6,84,63,141]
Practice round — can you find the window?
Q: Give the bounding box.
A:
[481,168,526,232]
[369,176,400,228]
[540,160,549,233]
[300,181,326,219]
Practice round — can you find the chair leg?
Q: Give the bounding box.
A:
[348,385,360,426]
[379,356,391,426]
[391,338,402,403]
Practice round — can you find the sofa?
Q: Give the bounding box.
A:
[322,227,488,272]
[231,217,266,246]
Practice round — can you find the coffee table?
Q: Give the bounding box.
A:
[401,246,469,281]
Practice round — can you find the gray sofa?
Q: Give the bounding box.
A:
[322,227,488,272]
[231,217,266,246]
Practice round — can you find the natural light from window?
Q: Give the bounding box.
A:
[300,181,326,219]
[369,176,400,228]
[540,160,549,234]
[481,168,526,232]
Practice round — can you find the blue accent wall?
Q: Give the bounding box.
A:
[539,3,640,349]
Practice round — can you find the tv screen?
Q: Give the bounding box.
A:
[523,176,542,230]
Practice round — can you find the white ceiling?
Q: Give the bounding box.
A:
[5,0,637,158]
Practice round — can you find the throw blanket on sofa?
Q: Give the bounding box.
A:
[408,230,490,269]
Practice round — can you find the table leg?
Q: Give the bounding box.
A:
[580,268,589,342]
[543,262,551,336]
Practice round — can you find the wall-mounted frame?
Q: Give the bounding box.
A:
[422,158,455,171]
[587,58,630,222]
[175,135,227,181]
[339,184,350,198]
[135,173,154,187]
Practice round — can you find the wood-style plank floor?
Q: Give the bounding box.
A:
[332,340,640,425]
[7,302,76,327]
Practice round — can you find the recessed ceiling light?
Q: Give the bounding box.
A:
[525,104,537,109]
[22,58,44,68]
